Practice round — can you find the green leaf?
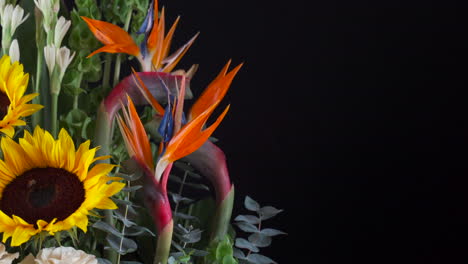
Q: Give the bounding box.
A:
[244,196,260,212]
[222,255,238,264]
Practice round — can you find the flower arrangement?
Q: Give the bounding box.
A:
[0,0,285,263]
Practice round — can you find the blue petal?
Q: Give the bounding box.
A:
[137,0,154,35]
[158,102,174,142]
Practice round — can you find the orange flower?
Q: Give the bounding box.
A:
[82,0,197,72]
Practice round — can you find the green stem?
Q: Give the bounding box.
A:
[210,186,235,243]
[94,104,118,264]
[102,53,112,90]
[51,93,59,137]
[73,94,79,109]
[153,221,173,264]
[116,180,131,264]
[32,48,44,128]
[113,8,133,87]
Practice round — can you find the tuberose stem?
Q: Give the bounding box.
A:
[50,93,59,137]
[32,48,44,128]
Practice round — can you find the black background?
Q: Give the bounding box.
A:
[155,1,467,263]
[70,0,466,263]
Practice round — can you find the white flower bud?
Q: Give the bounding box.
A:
[56,46,75,80]
[10,5,29,36]
[44,44,56,75]
[54,16,71,47]
[0,4,13,28]
[8,39,19,63]
[34,0,52,33]
[0,0,6,18]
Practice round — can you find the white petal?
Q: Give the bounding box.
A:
[8,39,19,63]
[44,45,57,75]
[54,16,71,47]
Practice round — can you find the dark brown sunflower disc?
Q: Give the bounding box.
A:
[0,92,10,120]
[0,167,85,225]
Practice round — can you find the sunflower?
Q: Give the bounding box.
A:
[0,55,43,137]
[0,126,125,246]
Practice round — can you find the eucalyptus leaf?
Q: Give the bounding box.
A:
[97,258,112,264]
[125,225,155,237]
[105,233,138,255]
[121,262,144,264]
[122,185,143,192]
[244,196,260,212]
[258,206,283,221]
[246,254,277,264]
[113,210,137,227]
[233,248,246,259]
[174,161,194,172]
[248,233,272,248]
[259,228,287,237]
[186,248,209,257]
[170,176,210,191]
[235,238,259,253]
[168,256,177,264]
[92,221,122,237]
[174,212,199,221]
[170,193,194,204]
[234,215,260,224]
[234,222,259,233]
[175,229,203,243]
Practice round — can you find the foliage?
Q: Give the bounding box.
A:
[232,197,286,264]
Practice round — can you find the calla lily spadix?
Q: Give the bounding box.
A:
[81,0,198,72]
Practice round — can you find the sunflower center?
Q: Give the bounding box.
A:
[0,167,85,224]
[0,91,10,119]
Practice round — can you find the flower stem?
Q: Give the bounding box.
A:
[113,7,133,88]
[32,48,44,128]
[210,186,235,242]
[51,93,59,137]
[153,221,173,264]
[102,53,112,90]
[94,104,118,264]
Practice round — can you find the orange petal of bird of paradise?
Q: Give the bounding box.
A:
[81,16,140,57]
[117,96,154,172]
[188,61,242,120]
[155,101,230,181]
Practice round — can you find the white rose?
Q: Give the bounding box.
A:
[0,243,19,264]
[19,247,98,264]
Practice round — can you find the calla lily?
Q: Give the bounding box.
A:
[81,0,198,72]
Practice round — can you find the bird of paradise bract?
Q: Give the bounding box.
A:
[134,60,242,243]
[81,0,198,72]
[117,72,230,263]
